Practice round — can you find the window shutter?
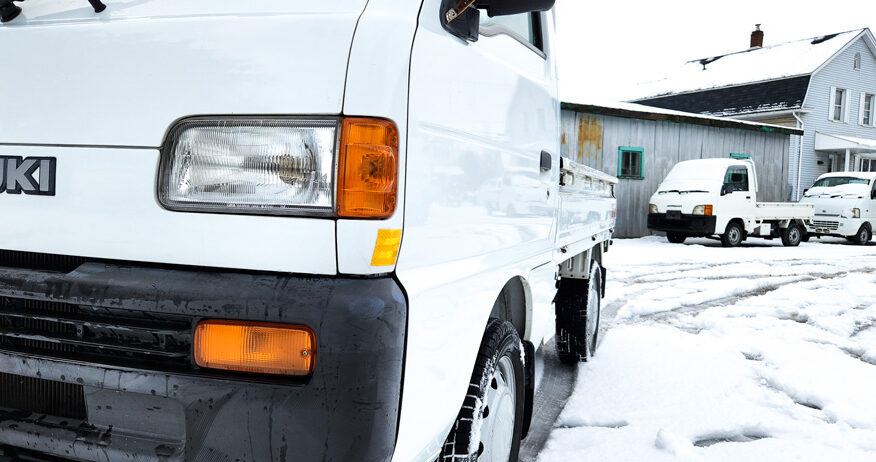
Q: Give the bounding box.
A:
[860,93,867,125]
[829,86,837,121]
[844,91,851,123]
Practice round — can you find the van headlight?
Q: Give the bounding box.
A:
[853,208,861,218]
[649,204,658,214]
[159,117,338,216]
[692,205,713,216]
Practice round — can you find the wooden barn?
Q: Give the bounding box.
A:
[561,101,804,238]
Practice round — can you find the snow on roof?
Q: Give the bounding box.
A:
[825,133,876,150]
[560,100,803,136]
[631,29,865,100]
[818,171,876,179]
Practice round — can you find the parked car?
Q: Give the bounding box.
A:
[801,172,876,245]
[0,1,617,461]
[648,156,814,247]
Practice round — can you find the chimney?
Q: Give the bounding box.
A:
[750,24,764,48]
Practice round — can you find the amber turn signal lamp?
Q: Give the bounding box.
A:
[194,321,314,376]
[704,205,714,216]
[337,118,399,219]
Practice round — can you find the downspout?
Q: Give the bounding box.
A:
[792,111,805,201]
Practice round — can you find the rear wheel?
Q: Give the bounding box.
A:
[667,233,686,244]
[781,223,803,247]
[721,222,744,248]
[851,225,872,246]
[441,319,524,462]
[555,261,602,364]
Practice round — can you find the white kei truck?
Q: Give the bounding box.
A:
[0,1,617,462]
[801,172,876,245]
[648,157,814,247]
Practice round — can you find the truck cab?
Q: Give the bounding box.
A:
[0,1,619,461]
[801,172,876,245]
[648,157,813,247]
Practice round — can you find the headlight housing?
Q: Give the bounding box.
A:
[692,205,713,216]
[853,208,861,218]
[159,117,399,218]
[649,204,658,214]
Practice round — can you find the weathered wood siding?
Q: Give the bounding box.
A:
[561,110,793,237]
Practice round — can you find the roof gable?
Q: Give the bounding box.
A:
[632,29,865,101]
[811,29,876,76]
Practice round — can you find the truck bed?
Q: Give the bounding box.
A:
[556,158,617,255]
[754,202,815,220]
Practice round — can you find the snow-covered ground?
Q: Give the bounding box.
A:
[539,236,876,462]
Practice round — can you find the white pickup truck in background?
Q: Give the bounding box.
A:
[802,172,876,245]
[0,1,616,461]
[648,157,814,247]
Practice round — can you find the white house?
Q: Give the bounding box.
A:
[632,27,876,200]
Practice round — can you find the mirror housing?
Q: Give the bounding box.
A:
[721,184,735,196]
[476,0,556,17]
[440,0,555,42]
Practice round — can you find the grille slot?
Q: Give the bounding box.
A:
[812,220,840,231]
[0,297,194,372]
[0,250,88,273]
[0,372,86,420]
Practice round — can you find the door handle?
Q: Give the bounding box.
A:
[746,196,752,199]
[540,151,552,172]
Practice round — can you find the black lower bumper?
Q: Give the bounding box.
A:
[648,213,717,236]
[0,259,406,462]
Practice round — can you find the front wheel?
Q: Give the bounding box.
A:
[441,319,525,462]
[781,223,803,247]
[667,233,687,244]
[721,222,744,247]
[851,225,872,246]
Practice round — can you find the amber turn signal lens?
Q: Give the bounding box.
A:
[337,118,399,219]
[704,205,713,216]
[194,321,314,376]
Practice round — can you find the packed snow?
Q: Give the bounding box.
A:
[539,236,876,462]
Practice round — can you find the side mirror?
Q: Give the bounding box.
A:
[440,0,556,42]
[476,0,556,17]
[803,188,809,195]
[721,184,735,196]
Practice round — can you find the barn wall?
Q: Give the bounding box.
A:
[561,110,794,237]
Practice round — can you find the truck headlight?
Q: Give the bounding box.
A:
[159,118,338,215]
[853,208,861,218]
[692,205,713,216]
[159,117,399,218]
[649,204,658,214]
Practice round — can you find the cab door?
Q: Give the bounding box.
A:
[719,165,756,230]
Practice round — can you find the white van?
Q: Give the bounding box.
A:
[648,157,814,247]
[0,1,617,461]
[801,172,876,245]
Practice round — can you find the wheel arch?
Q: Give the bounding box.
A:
[489,276,530,340]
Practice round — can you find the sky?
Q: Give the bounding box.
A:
[555,0,876,103]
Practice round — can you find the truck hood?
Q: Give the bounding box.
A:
[801,196,866,217]
[0,0,368,146]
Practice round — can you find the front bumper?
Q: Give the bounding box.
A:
[0,258,406,462]
[806,217,864,237]
[647,213,717,236]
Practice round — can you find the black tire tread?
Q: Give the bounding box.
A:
[554,262,601,365]
[440,319,524,462]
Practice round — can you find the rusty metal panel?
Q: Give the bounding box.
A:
[576,114,603,169]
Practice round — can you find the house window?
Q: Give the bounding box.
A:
[862,93,875,126]
[830,87,847,122]
[862,159,876,172]
[618,147,644,179]
[854,53,862,70]
[723,166,750,192]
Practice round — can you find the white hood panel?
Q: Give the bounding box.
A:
[0,0,368,146]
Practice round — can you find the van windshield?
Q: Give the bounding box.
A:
[812,177,869,187]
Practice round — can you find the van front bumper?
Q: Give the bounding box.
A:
[0,259,406,462]
[648,213,717,236]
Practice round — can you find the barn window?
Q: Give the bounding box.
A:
[854,53,862,70]
[618,147,644,179]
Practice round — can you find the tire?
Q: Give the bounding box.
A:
[851,225,872,246]
[721,222,744,248]
[440,319,525,462]
[555,260,602,365]
[781,223,803,247]
[667,233,686,244]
